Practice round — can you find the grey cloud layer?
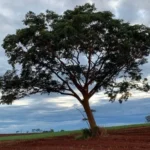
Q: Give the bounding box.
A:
[0,96,149,133]
[117,0,150,25]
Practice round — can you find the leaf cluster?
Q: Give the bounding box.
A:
[1,3,150,104]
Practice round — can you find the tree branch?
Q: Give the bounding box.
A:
[84,48,93,90]
[39,61,82,103]
[56,91,74,96]
[55,56,85,96]
[89,66,125,98]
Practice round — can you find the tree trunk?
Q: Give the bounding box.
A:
[82,99,98,136]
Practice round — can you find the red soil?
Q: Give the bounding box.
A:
[0,126,150,150]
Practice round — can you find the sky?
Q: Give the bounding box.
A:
[0,0,150,133]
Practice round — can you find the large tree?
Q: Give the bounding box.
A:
[1,3,150,135]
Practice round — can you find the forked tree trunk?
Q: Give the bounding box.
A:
[82,99,98,136]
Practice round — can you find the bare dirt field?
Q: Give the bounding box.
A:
[0,126,150,150]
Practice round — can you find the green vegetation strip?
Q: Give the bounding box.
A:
[106,123,150,130]
[0,123,149,141]
[0,130,81,141]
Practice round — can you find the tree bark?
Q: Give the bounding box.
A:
[82,99,98,136]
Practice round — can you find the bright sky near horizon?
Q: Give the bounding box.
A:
[0,0,150,133]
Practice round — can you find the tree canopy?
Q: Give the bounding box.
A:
[1,3,150,135]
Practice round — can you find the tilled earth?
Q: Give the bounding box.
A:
[0,126,150,150]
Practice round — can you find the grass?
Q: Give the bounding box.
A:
[0,123,149,141]
[106,122,150,130]
[0,130,81,141]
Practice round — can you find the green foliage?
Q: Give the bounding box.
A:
[1,3,150,104]
[76,128,92,139]
[49,129,54,133]
[146,115,150,122]
[77,126,107,139]
[82,128,92,138]
[60,129,65,132]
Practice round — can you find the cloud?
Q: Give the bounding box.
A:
[116,0,150,25]
[0,95,149,133]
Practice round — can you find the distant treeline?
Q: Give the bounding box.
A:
[16,128,65,134]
